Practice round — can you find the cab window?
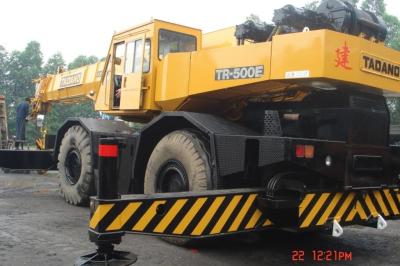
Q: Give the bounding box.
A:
[125,39,151,73]
[143,39,151,72]
[158,29,196,59]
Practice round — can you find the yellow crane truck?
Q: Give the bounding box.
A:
[2,0,400,262]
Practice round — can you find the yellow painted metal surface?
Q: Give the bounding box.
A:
[89,203,114,229]
[202,27,237,49]
[155,53,191,110]
[155,42,273,111]
[270,30,400,94]
[34,20,400,122]
[41,61,104,103]
[188,43,271,95]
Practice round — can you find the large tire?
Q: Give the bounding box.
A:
[144,130,211,246]
[57,125,94,205]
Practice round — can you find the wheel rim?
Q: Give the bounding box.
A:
[65,148,82,185]
[156,160,189,193]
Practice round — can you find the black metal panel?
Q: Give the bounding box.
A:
[0,149,56,170]
[258,137,285,167]
[77,118,134,135]
[143,112,258,136]
[214,135,287,176]
[45,134,56,149]
[117,136,138,194]
[215,135,246,176]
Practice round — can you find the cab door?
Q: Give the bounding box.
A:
[120,34,146,110]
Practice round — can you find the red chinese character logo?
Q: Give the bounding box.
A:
[335,42,352,70]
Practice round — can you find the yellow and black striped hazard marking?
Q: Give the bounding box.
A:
[89,189,273,237]
[299,189,400,229]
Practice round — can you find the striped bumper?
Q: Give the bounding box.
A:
[89,189,272,237]
[89,188,400,237]
[299,189,400,229]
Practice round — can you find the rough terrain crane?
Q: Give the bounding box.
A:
[2,0,400,254]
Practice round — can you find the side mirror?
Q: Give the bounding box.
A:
[37,114,45,127]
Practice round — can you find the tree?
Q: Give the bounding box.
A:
[383,13,400,49]
[361,0,385,15]
[42,52,65,75]
[304,0,319,10]
[5,41,43,143]
[7,41,43,101]
[304,0,359,10]
[0,46,8,96]
[348,0,360,6]
[68,55,98,70]
[246,14,263,25]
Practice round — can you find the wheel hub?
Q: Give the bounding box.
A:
[156,160,189,193]
[65,148,82,185]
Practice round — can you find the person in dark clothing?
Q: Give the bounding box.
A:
[15,97,31,149]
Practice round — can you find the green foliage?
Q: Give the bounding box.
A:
[45,101,98,134]
[0,46,8,94]
[246,14,263,24]
[68,55,98,70]
[7,41,43,101]
[348,0,360,6]
[303,0,319,10]
[361,0,385,15]
[383,13,400,49]
[304,0,359,10]
[42,52,65,75]
[2,41,43,143]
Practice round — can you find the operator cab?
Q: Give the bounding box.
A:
[95,19,201,116]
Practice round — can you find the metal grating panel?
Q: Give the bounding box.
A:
[215,135,246,176]
[258,137,285,166]
[263,110,282,136]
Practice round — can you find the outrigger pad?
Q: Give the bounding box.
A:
[75,250,137,266]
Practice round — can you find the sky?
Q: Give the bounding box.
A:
[1,0,399,63]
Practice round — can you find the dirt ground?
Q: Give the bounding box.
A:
[1,171,400,266]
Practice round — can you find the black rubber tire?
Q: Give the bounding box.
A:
[57,125,94,206]
[144,130,211,246]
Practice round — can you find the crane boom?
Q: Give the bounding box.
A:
[32,61,105,118]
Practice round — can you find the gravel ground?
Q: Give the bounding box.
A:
[0,171,400,266]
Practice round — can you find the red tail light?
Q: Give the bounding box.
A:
[295,145,314,159]
[296,145,305,158]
